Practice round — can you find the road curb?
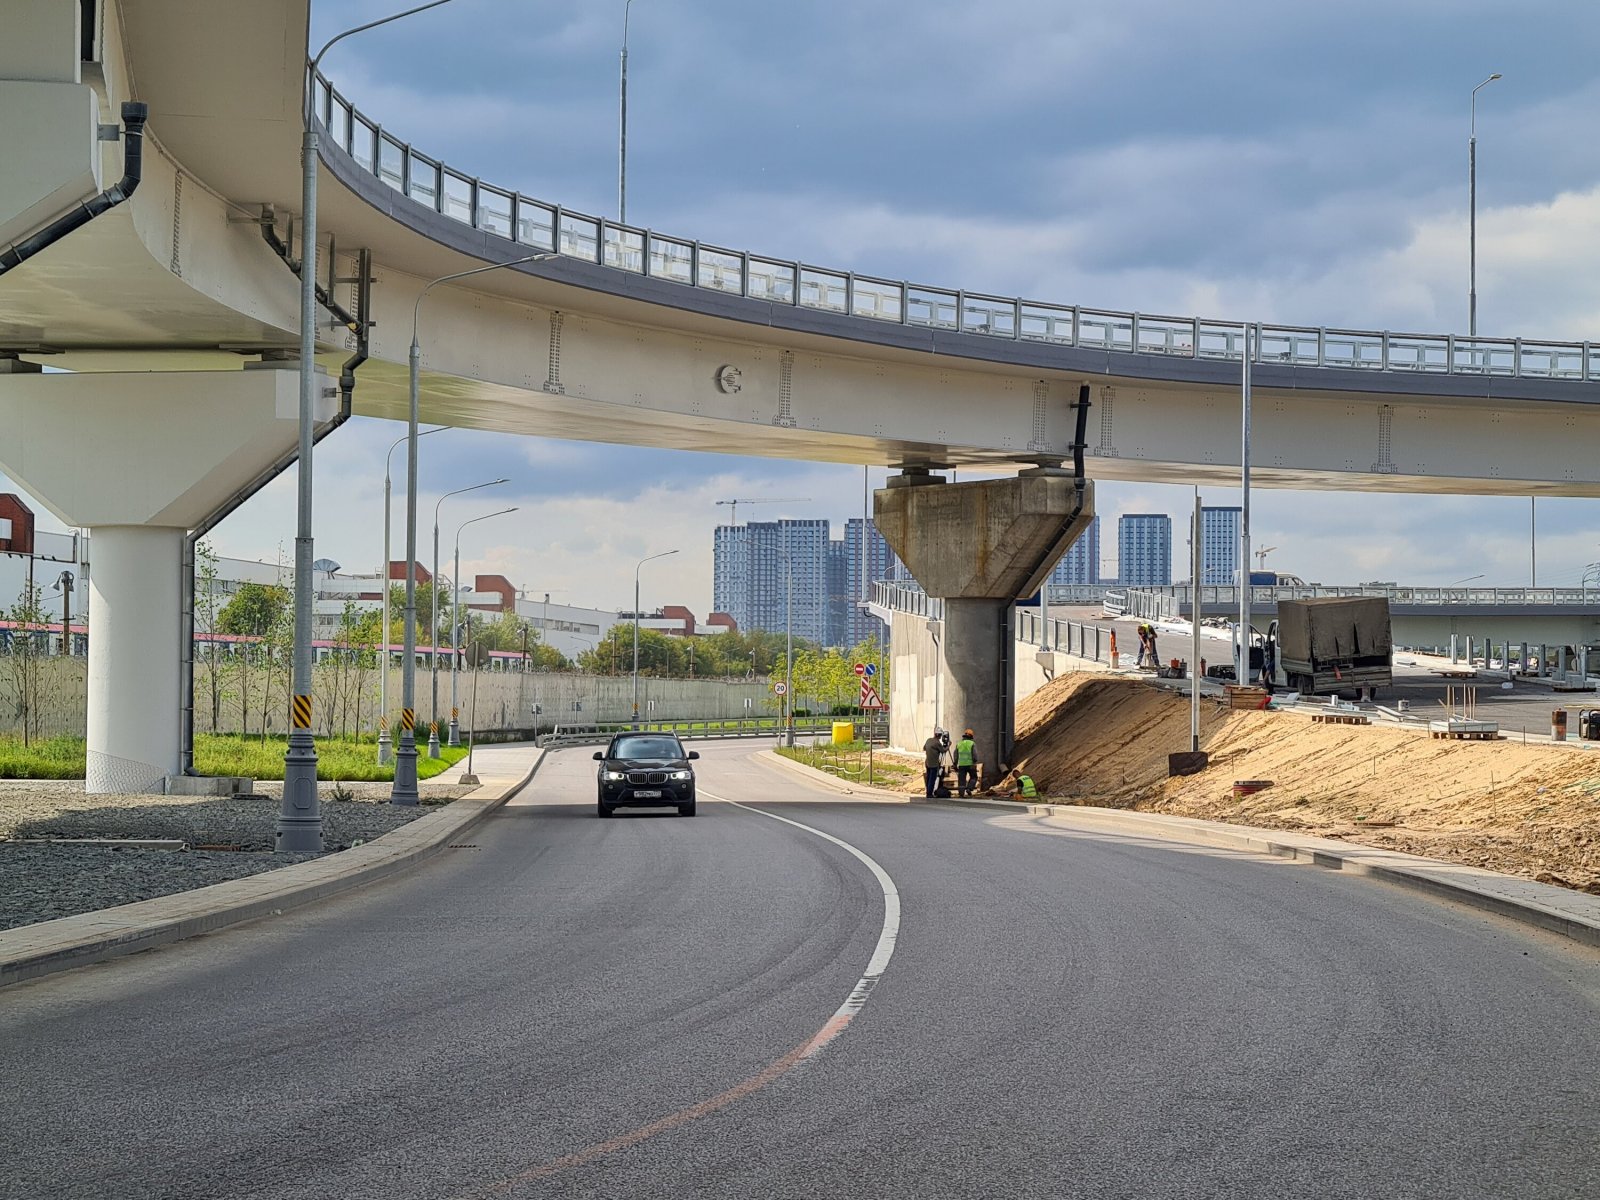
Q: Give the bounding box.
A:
[774,756,1600,950]
[0,750,546,990]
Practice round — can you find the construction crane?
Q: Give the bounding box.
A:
[715,497,810,525]
[1255,546,1279,570]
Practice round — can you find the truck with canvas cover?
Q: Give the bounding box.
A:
[1268,597,1392,698]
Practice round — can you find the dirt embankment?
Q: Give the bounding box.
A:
[1004,673,1600,895]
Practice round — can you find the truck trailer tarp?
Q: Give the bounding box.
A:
[1277,597,1392,668]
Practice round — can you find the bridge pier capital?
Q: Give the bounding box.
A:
[0,366,330,792]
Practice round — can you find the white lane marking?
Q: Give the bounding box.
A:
[702,790,901,1051]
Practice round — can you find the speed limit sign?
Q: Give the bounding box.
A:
[774,682,789,696]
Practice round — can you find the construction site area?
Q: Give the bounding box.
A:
[982,671,1600,896]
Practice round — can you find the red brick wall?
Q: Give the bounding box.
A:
[0,495,35,555]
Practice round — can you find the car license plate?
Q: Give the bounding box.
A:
[633,789,662,799]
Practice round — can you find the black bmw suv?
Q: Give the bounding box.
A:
[594,733,699,818]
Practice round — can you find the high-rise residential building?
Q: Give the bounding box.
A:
[1049,515,1100,586]
[836,518,901,647]
[713,519,831,645]
[717,517,904,648]
[1117,513,1172,586]
[1200,505,1242,585]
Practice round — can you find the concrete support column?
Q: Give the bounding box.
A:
[877,469,1095,783]
[85,526,184,793]
[943,598,1011,785]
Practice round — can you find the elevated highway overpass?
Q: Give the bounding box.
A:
[4,0,1599,790]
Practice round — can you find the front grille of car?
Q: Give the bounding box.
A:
[627,771,668,785]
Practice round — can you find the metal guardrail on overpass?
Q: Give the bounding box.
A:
[1111,584,1600,613]
[312,70,1600,383]
[875,581,1114,663]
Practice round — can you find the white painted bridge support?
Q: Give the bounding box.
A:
[85,527,184,792]
[0,367,330,793]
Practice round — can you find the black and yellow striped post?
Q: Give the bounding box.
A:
[401,708,416,732]
[279,688,320,851]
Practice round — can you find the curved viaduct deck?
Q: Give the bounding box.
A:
[3,0,1600,494]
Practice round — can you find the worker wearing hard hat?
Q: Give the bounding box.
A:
[954,728,978,797]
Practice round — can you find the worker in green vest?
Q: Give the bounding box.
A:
[999,767,1038,799]
[954,728,978,797]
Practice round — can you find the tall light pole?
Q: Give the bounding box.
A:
[784,549,794,747]
[1238,321,1254,685]
[450,506,518,746]
[287,0,459,846]
[1470,72,1523,584]
[632,548,678,726]
[433,478,508,753]
[378,425,444,764]
[620,0,635,225]
[1469,72,1502,341]
[392,253,552,805]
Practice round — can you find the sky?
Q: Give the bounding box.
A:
[10,0,1600,611]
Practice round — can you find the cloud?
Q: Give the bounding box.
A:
[11,0,1600,612]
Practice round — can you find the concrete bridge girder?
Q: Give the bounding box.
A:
[0,366,333,793]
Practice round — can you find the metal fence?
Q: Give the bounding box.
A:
[538,716,886,749]
[1015,608,1113,663]
[312,70,1600,383]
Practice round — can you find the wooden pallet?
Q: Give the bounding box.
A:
[1312,713,1370,725]
[1225,686,1271,711]
[1430,729,1500,740]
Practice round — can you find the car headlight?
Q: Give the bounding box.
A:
[669,769,692,781]
[602,770,628,781]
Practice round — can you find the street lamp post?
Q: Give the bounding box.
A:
[1470,72,1523,585]
[286,0,459,847]
[768,546,796,746]
[620,0,635,225]
[632,548,678,726]
[1469,72,1502,341]
[379,426,444,764]
[434,479,508,751]
[392,253,551,805]
[450,506,518,746]
[784,551,794,747]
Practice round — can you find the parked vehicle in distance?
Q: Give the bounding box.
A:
[1267,596,1393,698]
[594,733,699,818]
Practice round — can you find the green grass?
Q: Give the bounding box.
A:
[0,733,469,781]
[0,735,87,780]
[777,741,914,789]
[195,734,470,781]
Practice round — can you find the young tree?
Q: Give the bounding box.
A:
[259,584,295,744]
[194,541,228,732]
[216,580,290,738]
[216,581,290,639]
[585,625,684,677]
[0,583,51,745]
[386,580,439,643]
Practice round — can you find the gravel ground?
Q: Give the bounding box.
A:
[0,778,471,932]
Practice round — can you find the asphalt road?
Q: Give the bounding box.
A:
[3,742,1597,1200]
